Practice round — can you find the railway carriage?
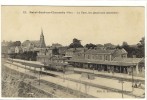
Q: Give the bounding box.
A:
[43,61,74,73]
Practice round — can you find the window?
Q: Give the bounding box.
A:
[99,55,102,60]
[122,54,126,58]
[93,55,95,59]
[105,55,109,60]
[97,55,99,59]
[88,55,90,59]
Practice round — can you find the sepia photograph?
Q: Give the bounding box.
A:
[1,6,145,98]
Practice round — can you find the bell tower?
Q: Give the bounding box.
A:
[40,28,46,48]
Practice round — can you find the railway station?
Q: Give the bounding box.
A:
[2,10,145,98]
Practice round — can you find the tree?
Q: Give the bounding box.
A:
[14,41,21,46]
[104,43,115,49]
[116,45,122,49]
[31,51,38,61]
[7,41,14,47]
[7,41,21,47]
[122,41,128,47]
[121,42,133,57]
[96,44,103,47]
[138,37,144,48]
[137,37,145,57]
[95,44,104,49]
[52,47,59,55]
[120,37,145,58]
[85,43,97,49]
[121,41,129,51]
[69,38,83,49]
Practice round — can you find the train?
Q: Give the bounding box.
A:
[7,58,74,73]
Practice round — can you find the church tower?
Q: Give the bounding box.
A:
[40,28,46,48]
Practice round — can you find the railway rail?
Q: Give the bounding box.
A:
[7,58,145,83]
[2,66,58,98]
[5,59,144,98]
[3,61,95,98]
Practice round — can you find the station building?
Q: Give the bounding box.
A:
[67,48,145,75]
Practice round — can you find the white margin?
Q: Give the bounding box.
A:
[0,1,146,100]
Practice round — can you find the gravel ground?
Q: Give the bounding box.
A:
[1,59,85,98]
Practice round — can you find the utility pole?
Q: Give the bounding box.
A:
[131,66,134,92]
[119,79,124,98]
[79,77,81,97]
[25,60,26,72]
[63,67,65,82]
[38,67,41,85]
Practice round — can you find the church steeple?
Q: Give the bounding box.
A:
[41,28,44,37]
[40,28,46,48]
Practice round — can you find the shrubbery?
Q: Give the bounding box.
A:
[9,51,38,61]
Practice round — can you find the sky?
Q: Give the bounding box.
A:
[1,6,145,46]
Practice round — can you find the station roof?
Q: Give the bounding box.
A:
[67,59,138,66]
[113,57,143,63]
[8,58,44,68]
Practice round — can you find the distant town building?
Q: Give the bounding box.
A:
[1,46,9,58]
[37,47,68,65]
[21,40,40,51]
[73,48,128,61]
[21,29,46,52]
[37,48,53,63]
[8,47,15,54]
[65,48,85,58]
[1,40,9,46]
[58,47,68,56]
[15,46,23,53]
[51,43,62,48]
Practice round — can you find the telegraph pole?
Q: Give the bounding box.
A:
[131,66,134,92]
[119,74,125,98]
[38,67,41,85]
[119,79,124,98]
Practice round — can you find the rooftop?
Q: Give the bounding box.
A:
[67,58,142,66]
[113,57,144,63]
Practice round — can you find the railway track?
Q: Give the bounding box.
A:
[2,66,58,97]
[3,62,95,98]
[39,79,95,98]
[7,58,145,84]
[75,70,145,84]
[5,60,144,98]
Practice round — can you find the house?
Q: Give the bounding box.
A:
[67,47,144,75]
[21,29,46,52]
[15,46,23,53]
[37,47,69,65]
[8,47,15,54]
[112,48,127,59]
[67,48,144,75]
[58,47,68,56]
[37,48,53,63]
[2,46,9,58]
[51,43,62,48]
[21,40,40,52]
[65,48,85,58]
[73,48,127,61]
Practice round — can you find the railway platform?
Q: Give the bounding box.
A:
[4,60,145,98]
